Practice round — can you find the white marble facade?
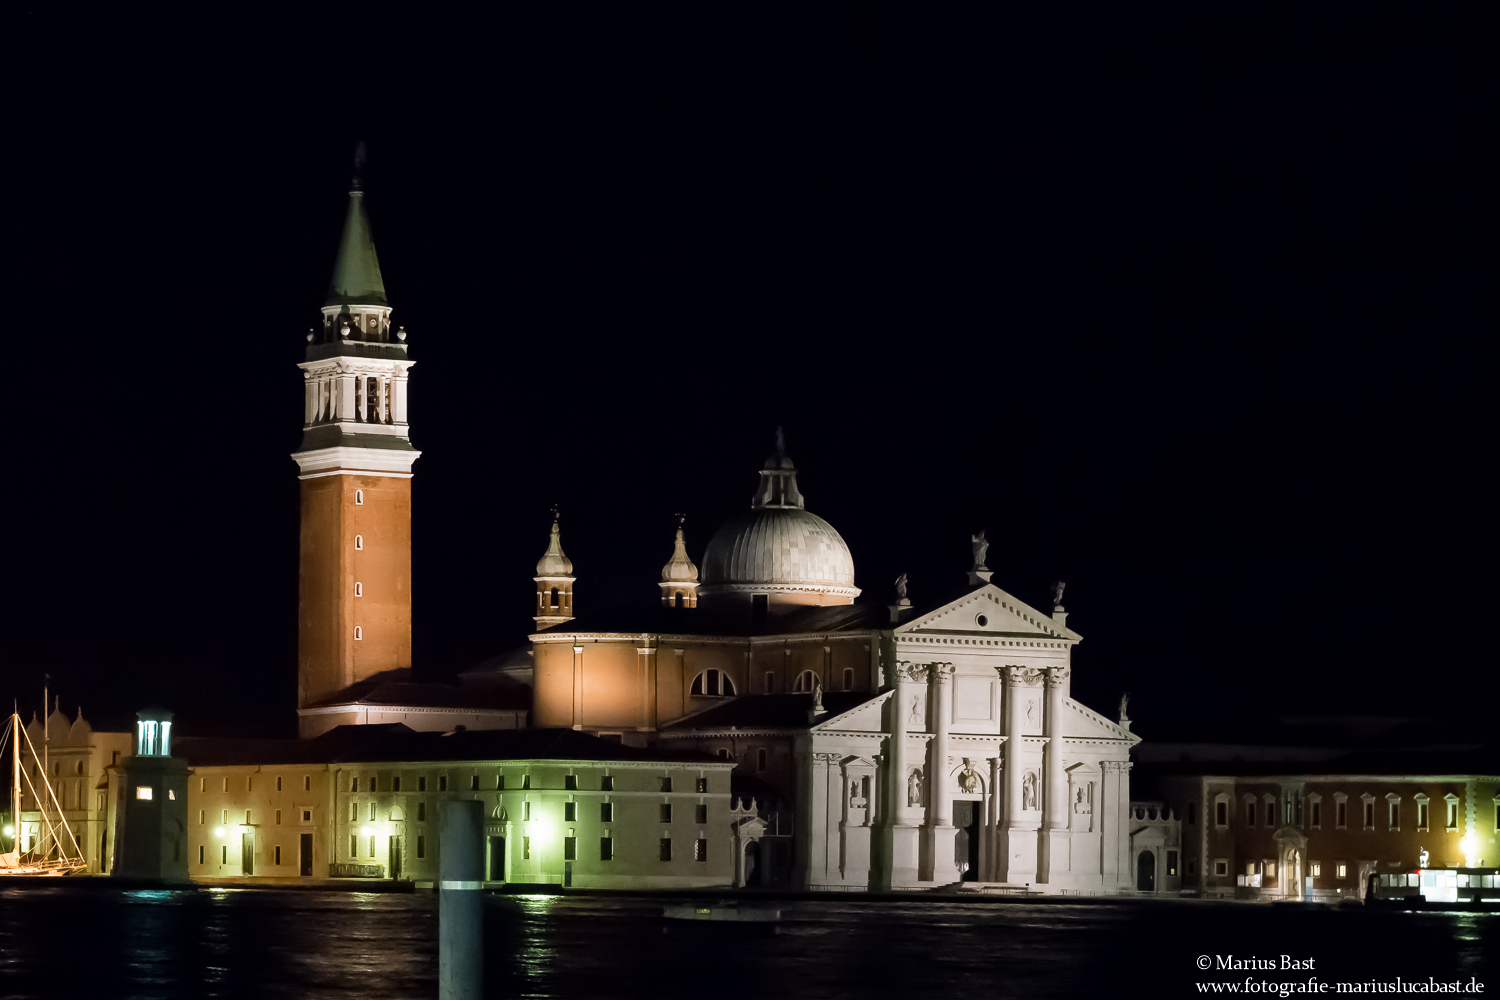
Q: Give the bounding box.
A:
[794,584,1137,891]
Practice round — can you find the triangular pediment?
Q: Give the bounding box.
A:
[811,691,889,733]
[896,584,1080,642]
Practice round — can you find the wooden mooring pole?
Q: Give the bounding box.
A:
[439,800,484,1000]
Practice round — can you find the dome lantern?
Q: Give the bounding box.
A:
[533,512,576,631]
[659,516,699,608]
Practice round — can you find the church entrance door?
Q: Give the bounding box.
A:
[1136,850,1155,892]
[241,833,254,876]
[390,836,403,880]
[299,833,313,876]
[952,801,980,881]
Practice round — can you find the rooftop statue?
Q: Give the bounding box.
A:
[894,572,909,601]
[971,530,989,570]
[1051,580,1066,610]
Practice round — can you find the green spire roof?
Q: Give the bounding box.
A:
[325,187,388,307]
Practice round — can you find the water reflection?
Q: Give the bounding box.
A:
[0,886,1494,998]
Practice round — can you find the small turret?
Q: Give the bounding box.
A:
[534,513,576,630]
[659,516,699,608]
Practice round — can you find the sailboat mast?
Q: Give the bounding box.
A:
[10,712,18,854]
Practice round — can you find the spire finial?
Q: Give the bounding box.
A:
[351,141,367,191]
[775,425,785,455]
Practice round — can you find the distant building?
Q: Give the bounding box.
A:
[176,725,738,889]
[17,707,131,873]
[1135,718,1500,901]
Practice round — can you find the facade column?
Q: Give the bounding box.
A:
[983,754,1001,882]
[919,663,955,882]
[637,645,656,731]
[879,662,922,888]
[571,645,584,730]
[1040,665,1070,883]
[503,820,514,883]
[998,665,1042,884]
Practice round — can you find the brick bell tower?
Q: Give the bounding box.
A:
[292,145,419,728]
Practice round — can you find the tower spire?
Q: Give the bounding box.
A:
[659,515,699,608]
[534,512,576,630]
[751,427,805,509]
[325,142,387,309]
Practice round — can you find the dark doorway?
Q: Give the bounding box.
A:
[390,836,403,880]
[299,833,313,876]
[564,861,573,888]
[489,836,505,881]
[241,834,254,876]
[744,841,761,887]
[1137,850,1156,892]
[952,801,981,881]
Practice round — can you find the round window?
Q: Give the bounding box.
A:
[976,614,989,627]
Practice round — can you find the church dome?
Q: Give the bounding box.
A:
[699,432,860,603]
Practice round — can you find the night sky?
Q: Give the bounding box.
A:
[6,11,1490,739]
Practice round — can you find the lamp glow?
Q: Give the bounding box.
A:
[2,824,13,837]
[214,827,225,838]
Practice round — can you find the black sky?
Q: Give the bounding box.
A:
[4,10,1492,739]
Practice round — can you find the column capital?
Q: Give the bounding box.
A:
[999,665,1045,686]
[898,661,928,684]
[930,662,955,683]
[1044,666,1070,688]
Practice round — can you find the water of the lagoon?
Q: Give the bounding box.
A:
[0,886,1494,999]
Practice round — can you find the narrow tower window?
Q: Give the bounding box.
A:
[355,489,364,505]
[354,535,363,550]
[550,587,559,608]
[354,582,363,597]
[354,626,363,640]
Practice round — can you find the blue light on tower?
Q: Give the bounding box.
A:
[135,706,173,757]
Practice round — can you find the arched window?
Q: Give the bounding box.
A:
[690,669,736,697]
[354,626,363,640]
[354,535,363,550]
[764,671,775,694]
[354,582,363,597]
[792,670,819,693]
[355,489,364,505]
[842,667,854,691]
[549,587,559,608]
[674,591,683,608]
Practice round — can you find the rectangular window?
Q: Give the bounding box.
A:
[565,775,577,791]
[352,777,360,792]
[523,837,531,860]
[600,837,613,861]
[350,835,357,857]
[1389,802,1399,829]
[301,810,312,823]
[198,845,205,865]
[222,846,228,865]
[1363,801,1374,829]
[369,803,376,822]
[245,810,251,825]
[418,776,427,792]
[1167,850,1178,876]
[601,775,613,792]
[659,777,672,793]
[222,809,228,825]
[1446,802,1458,831]
[659,838,672,862]
[1417,802,1429,830]
[392,777,401,793]
[222,778,228,792]
[1311,863,1321,878]
[757,749,768,772]
[275,809,282,826]
[497,776,505,791]
[1187,859,1197,877]
[660,804,673,823]
[276,776,283,792]
[304,776,311,792]
[136,786,152,800]
[1266,802,1276,826]
[200,778,206,792]
[369,836,376,857]
[1215,801,1227,827]
[439,776,448,792]
[564,837,576,861]
[564,801,576,822]
[350,802,358,822]
[1213,859,1228,877]
[198,810,205,825]
[247,776,253,792]
[1246,802,1255,826]
[694,838,707,862]
[416,836,426,859]
[1336,801,1347,828]
[695,777,708,793]
[1310,802,1321,828]
[523,802,531,822]
[522,775,531,790]
[695,804,708,824]
[600,802,613,823]
[842,667,854,691]
[1336,864,1348,879]
[417,803,426,822]
[470,775,480,791]
[764,671,775,694]
[1187,802,1196,825]
[275,846,282,865]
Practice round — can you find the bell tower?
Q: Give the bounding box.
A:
[534,514,575,630]
[292,145,419,720]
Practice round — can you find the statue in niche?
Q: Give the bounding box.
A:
[1022,771,1038,811]
[957,762,979,794]
[1073,785,1092,815]
[907,769,924,808]
[849,780,863,807]
[971,530,990,570]
[1025,698,1038,728]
